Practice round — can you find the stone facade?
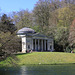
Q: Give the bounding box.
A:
[17,27,54,53]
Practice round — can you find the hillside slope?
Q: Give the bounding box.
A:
[0,52,75,67]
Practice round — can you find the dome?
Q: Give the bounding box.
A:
[17,27,36,35]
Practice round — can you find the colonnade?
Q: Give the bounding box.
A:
[32,39,48,51]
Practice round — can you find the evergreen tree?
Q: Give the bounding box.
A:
[0,14,16,34]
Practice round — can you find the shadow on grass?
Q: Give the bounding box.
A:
[15,52,32,56]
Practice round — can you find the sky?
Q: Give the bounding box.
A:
[0,0,38,14]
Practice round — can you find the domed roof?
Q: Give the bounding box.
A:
[17,27,36,35]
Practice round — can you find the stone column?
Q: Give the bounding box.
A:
[47,40,48,51]
[52,41,54,51]
[41,39,43,51]
[44,40,46,51]
[35,39,36,51]
[32,39,33,50]
[22,37,26,53]
[38,39,39,51]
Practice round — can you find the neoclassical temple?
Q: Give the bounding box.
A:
[17,27,54,53]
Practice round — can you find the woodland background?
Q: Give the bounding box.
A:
[0,0,75,60]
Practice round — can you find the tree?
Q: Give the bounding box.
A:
[0,14,17,60]
[33,0,58,37]
[33,0,50,33]
[0,31,21,61]
[0,14,16,34]
[68,19,75,49]
[12,10,33,30]
[57,6,75,28]
[54,27,69,51]
[54,4,75,52]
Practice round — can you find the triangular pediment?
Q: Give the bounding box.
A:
[32,33,47,37]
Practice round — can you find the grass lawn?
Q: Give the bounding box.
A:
[0,52,75,67]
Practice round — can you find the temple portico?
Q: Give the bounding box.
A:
[32,39,48,51]
[17,27,54,53]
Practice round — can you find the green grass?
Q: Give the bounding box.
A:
[0,52,75,67]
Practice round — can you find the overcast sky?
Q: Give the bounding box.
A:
[0,0,38,14]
